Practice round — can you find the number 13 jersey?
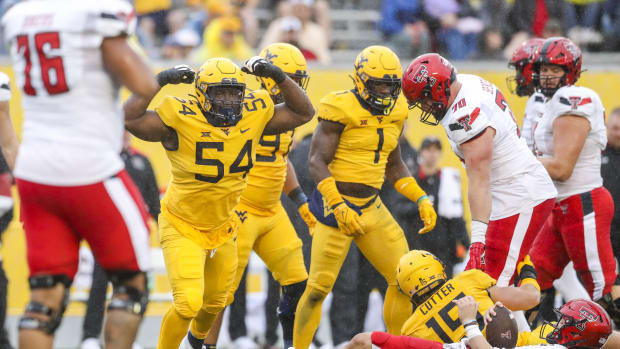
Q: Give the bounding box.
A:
[156,90,274,248]
[2,0,136,185]
[439,74,556,220]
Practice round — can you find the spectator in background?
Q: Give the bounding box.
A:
[193,15,253,63]
[135,0,172,43]
[277,0,332,45]
[162,28,200,59]
[601,108,620,290]
[378,0,431,58]
[423,0,484,60]
[260,0,331,64]
[565,0,604,47]
[80,131,160,349]
[601,0,620,50]
[409,137,468,277]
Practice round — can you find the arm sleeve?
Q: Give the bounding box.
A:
[154,96,180,129]
[0,72,10,102]
[549,87,597,121]
[446,106,491,146]
[93,0,137,37]
[317,93,347,124]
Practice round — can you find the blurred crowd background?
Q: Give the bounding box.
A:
[3,0,618,64]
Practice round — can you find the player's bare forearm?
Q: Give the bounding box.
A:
[602,331,620,349]
[283,160,302,195]
[0,101,19,172]
[386,144,412,184]
[539,115,589,181]
[264,77,314,134]
[462,128,494,223]
[488,284,540,311]
[124,103,170,142]
[309,120,343,184]
[279,77,315,119]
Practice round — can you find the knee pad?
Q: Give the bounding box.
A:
[278,280,307,319]
[107,271,149,316]
[308,271,336,297]
[18,275,71,335]
[174,288,204,319]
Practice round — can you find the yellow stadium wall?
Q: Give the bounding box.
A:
[2,64,620,315]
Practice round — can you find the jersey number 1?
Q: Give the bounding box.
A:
[16,32,69,96]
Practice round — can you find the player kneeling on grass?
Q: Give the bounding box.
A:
[345,250,541,349]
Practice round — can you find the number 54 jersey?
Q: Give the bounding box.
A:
[400,269,496,342]
[439,74,556,220]
[156,90,274,249]
[2,0,136,185]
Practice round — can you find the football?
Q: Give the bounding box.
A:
[485,306,519,348]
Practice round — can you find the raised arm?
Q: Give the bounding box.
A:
[241,57,314,135]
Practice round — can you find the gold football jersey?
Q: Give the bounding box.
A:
[318,90,408,189]
[400,270,497,343]
[239,129,294,215]
[156,90,274,248]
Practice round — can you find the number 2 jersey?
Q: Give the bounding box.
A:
[155,90,274,249]
[317,90,408,189]
[439,74,556,220]
[400,269,496,342]
[2,0,136,185]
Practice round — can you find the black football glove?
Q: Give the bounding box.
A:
[242,56,287,84]
[156,64,195,87]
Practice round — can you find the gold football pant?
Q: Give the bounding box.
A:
[156,213,238,349]
[225,201,308,305]
[293,197,411,349]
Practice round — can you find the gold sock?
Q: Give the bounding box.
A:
[157,306,192,349]
[293,287,326,349]
[383,285,412,334]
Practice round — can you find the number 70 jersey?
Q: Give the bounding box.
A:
[2,0,137,185]
[400,269,497,342]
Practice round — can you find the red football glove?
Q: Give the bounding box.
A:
[465,242,485,271]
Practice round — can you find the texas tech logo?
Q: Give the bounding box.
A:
[576,307,599,330]
[501,330,513,340]
[410,65,437,87]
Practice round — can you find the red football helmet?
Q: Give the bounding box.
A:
[532,37,582,97]
[544,299,612,349]
[402,53,457,125]
[507,37,544,97]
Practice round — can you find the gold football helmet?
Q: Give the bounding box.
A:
[195,58,246,127]
[396,250,447,306]
[258,43,309,103]
[352,45,402,114]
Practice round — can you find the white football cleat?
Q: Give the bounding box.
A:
[233,336,259,349]
[80,338,102,349]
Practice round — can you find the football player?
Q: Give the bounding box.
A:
[123,56,314,349]
[197,43,316,349]
[507,38,545,153]
[2,1,158,348]
[293,45,437,349]
[529,37,619,325]
[344,250,541,349]
[402,54,557,295]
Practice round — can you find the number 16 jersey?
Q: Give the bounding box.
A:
[2,0,136,185]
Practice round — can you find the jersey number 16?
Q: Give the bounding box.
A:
[16,32,69,96]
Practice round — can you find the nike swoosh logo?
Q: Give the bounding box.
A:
[240,128,250,133]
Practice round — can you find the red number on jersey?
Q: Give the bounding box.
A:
[16,32,69,96]
[495,88,521,136]
[452,98,467,113]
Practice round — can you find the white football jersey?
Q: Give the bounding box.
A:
[521,92,546,153]
[2,0,137,185]
[440,74,556,220]
[443,339,565,349]
[533,85,607,200]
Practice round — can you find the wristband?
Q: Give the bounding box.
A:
[271,68,287,84]
[470,220,488,244]
[394,177,426,203]
[462,320,478,328]
[317,177,344,208]
[520,278,541,292]
[465,324,483,339]
[288,187,308,208]
[417,195,429,205]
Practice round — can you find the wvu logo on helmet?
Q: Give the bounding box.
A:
[258,43,309,103]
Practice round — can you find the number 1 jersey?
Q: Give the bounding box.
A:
[2,0,136,185]
[400,269,496,342]
[156,90,274,248]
